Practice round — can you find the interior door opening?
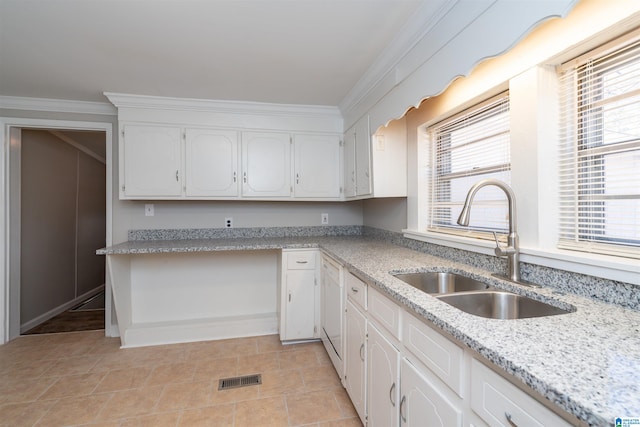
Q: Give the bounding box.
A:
[12,128,107,336]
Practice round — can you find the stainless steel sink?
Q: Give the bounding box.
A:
[393,271,492,294]
[436,291,572,319]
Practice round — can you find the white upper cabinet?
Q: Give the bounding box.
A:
[241,132,291,198]
[121,124,183,198]
[343,130,357,198]
[293,134,341,198]
[354,115,372,197]
[185,128,239,197]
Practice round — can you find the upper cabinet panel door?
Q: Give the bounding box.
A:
[185,129,239,197]
[121,125,183,198]
[343,129,356,198]
[293,134,341,199]
[354,115,372,197]
[241,132,291,197]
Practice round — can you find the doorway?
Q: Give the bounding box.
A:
[18,129,106,334]
[0,118,114,344]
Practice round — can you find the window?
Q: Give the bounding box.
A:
[427,94,511,238]
[558,33,640,259]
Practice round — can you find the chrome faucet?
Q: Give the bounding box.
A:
[457,179,521,283]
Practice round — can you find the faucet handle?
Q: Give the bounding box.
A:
[492,232,514,257]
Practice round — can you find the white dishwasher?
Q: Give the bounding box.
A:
[321,254,344,379]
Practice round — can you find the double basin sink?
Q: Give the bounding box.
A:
[393,271,572,319]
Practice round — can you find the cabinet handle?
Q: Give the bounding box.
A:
[288,292,292,303]
[351,287,359,293]
[296,260,308,264]
[389,382,396,407]
[359,343,364,362]
[243,172,247,183]
[175,170,179,181]
[233,171,237,183]
[505,413,518,427]
[296,173,300,184]
[400,395,407,423]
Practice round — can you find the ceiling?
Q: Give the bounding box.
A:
[0,0,426,107]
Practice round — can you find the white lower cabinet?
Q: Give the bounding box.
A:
[345,299,367,424]
[400,358,463,427]
[367,322,400,427]
[279,250,318,342]
[470,358,572,427]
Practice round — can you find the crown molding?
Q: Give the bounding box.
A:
[0,95,116,116]
[104,92,342,120]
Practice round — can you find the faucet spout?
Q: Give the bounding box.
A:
[457,179,520,282]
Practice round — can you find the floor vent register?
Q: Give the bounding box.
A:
[218,374,262,390]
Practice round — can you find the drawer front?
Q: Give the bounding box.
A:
[471,359,572,427]
[286,251,316,270]
[346,272,367,310]
[368,286,402,340]
[403,313,464,397]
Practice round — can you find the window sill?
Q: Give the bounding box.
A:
[403,229,639,284]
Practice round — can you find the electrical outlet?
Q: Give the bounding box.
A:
[321,213,329,225]
[225,217,233,228]
[145,204,154,217]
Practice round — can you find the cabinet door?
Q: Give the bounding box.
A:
[185,128,239,197]
[293,134,341,198]
[283,269,316,340]
[368,323,400,427]
[121,125,182,197]
[400,358,462,427]
[343,128,356,198]
[354,115,371,197]
[345,299,367,424]
[241,132,291,197]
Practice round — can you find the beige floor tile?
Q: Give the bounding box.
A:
[155,379,213,411]
[0,359,57,384]
[258,369,306,397]
[208,383,260,405]
[97,385,164,421]
[237,352,280,375]
[120,411,182,427]
[41,354,100,377]
[333,388,358,419]
[0,400,57,427]
[39,372,106,400]
[301,365,343,391]
[35,394,107,426]
[256,334,289,354]
[319,418,363,427]
[0,376,58,405]
[194,356,238,380]
[178,404,235,427]
[278,348,320,370]
[94,367,153,393]
[286,390,343,426]
[145,361,197,386]
[235,396,289,427]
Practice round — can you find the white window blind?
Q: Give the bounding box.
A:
[558,32,640,259]
[427,94,511,238]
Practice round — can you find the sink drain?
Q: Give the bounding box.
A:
[218,374,262,390]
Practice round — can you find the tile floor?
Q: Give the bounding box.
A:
[0,331,362,427]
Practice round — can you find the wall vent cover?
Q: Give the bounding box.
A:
[218,374,262,390]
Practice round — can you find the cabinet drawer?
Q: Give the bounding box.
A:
[368,286,401,340]
[403,313,464,397]
[286,251,316,269]
[346,272,367,310]
[471,359,572,427]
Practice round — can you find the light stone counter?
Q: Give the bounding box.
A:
[99,235,640,426]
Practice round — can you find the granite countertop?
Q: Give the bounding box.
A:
[98,235,640,426]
